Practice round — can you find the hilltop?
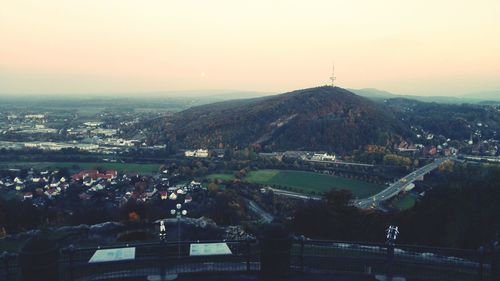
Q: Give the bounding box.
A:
[140,86,411,153]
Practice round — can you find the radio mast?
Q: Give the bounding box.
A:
[329,63,336,87]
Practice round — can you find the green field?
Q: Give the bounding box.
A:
[207,169,384,198]
[0,162,160,174]
[206,173,235,181]
[392,193,418,210]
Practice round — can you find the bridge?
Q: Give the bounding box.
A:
[354,157,451,209]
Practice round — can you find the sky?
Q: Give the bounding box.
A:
[1,0,499,97]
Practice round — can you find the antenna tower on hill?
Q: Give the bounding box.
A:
[329,63,336,87]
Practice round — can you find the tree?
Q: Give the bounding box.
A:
[324,188,353,209]
[207,182,219,193]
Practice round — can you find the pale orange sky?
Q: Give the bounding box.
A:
[1,0,499,96]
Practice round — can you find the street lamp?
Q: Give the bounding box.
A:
[385,225,399,280]
[157,219,169,281]
[170,203,187,257]
[386,225,399,245]
[159,220,167,241]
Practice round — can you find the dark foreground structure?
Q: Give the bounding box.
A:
[1,233,497,281]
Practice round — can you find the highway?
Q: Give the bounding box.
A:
[353,157,450,209]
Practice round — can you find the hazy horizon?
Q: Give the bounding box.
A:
[1,0,499,97]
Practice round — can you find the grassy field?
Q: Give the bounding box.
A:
[392,193,418,210]
[0,162,160,174]
[206,173,235,181]
[207,169,384,198]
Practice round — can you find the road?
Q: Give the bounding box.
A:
[304,159,375,167]
[353,157,450,209]
[268,187,321,201]
[245,199,275,223]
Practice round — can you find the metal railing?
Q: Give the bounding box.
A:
[59,239,258,281]
[292,238,491,281]
[0,238,494,281]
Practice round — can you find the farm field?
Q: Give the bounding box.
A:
[0,162,160,174]
[207,169,384,198]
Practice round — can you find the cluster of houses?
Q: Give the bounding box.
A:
[73,169,203,206]
[0,110,165,154]
[0,167,206,210]
[258,151,337,162]
[308,153,336,161]
[0,169,70,206]
[158,180,200,203]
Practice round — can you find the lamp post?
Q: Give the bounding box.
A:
[170,203,187,257]
[159,220,167,241]
[385,225,399,281]
[158,220,167,281]
[386,225,399,245]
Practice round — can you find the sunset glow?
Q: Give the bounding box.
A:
[1,0,499,96]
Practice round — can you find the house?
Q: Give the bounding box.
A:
[185,149,209,158]
[23,192,33,200]
[311,153,336,161]
[160,191,168,200]
[83,178,93,187]
[71,170,118,181]
[189,180,202,190]
[45,188,59,198]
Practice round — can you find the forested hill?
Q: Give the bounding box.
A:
[139,86,411,153]
[384,98,500,141]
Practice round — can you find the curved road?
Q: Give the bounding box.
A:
[354,157,451,209]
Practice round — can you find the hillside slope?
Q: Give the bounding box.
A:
[142,86,411,153]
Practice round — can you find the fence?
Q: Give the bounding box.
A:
[0,238,495,281]
[292,238,491,281]
[58,239,259,281]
